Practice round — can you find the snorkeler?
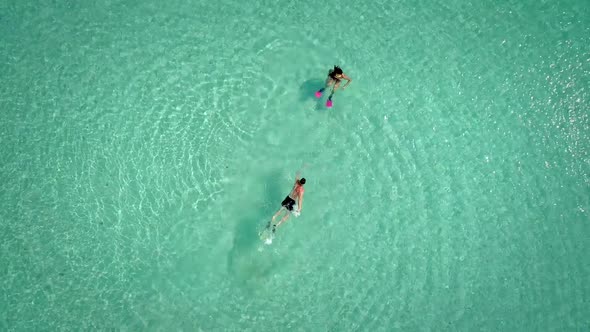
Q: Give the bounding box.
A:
[267,172,306,233]
[315,65,352,104]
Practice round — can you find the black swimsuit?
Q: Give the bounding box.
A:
[281,196,296,211]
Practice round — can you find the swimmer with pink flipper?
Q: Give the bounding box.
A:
[315,65,352,108]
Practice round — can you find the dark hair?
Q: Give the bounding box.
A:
[299,178,306,185]
[329,66,343,79]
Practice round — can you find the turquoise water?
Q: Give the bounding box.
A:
[1,0,589,330]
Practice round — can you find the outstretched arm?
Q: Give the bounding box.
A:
[342,73,352,89]
[294,164,308,184]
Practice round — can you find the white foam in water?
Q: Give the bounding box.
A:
[292,205,300,217]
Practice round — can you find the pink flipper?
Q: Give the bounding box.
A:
[315,91,322,98]
[326,99,333,108]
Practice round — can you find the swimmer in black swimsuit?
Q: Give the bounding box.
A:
[316,65,352,102]
[267,172,306,233]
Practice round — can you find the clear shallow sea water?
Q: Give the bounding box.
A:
[1,0,589,330]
